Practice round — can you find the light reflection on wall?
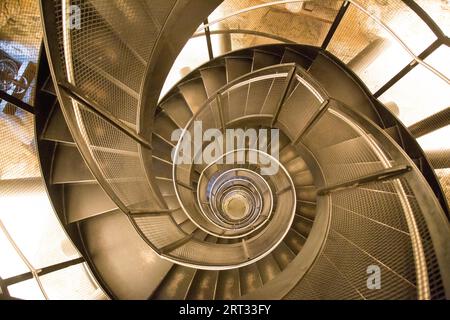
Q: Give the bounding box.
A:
[0,86,106,299]
[160,34,212,99]
[0,177,107,299]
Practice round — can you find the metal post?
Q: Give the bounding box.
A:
[204,19,214,60]
[0,90,34,114]
[317,165,412,195]
[321,1,349,50]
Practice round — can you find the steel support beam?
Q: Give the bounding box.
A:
[1,257,85,287]
[159,234,193,254]
[321,1,349,50]
[408,107,450,138]
[130,208,180,216]
[176,181,194,191]
[203,19,214,60]
[0,90,34,114]
[271,66,297,126]
[0,277,10,298]
[374,39,441,98]
[318,165,412,195]
[292,99,330,145]
[402,0,447,40]
[58,83,153,150]
[276,185,292,196]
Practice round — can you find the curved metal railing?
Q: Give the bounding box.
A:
[195,0,449,85]
[287,100,449,299]
[169,64,299,268]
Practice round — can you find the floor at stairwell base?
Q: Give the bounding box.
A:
[178,304,271,317]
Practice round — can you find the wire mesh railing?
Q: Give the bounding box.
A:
[289,100,450,299]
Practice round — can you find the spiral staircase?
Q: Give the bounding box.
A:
[1,0,448,300]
